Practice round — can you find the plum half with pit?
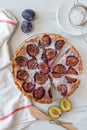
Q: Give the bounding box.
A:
[48,106,62,119]
[60,98,72,112]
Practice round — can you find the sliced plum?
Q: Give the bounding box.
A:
[65,76,77,83]
[17,70,29,80]
[53,64,66,74]
[26,44,39,57]
[45,49,57,60]
[52,72,62,78]
[22,82,35,92]
[34,73,47,85]
[66,67,78,75]
[27,58,38,70]
[16,56,27,67]
[42,35,51,47]
[39,62,49,74]
[55,40,65,50]
[66,55,79,66]
[57,84,67,97]
[33,87,45,99]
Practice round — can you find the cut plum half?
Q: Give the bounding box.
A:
[34,73,47,85]
[16,56,27,67]
[52,72,62,78]
[27,58,38,70]
[60,98,72,112]
[66,67,78,75]
[22,82,35,93]
[57,84,67,97]
[66,55,79,67]
[42,35,51,47]
[26,44,39,57]
[17,70,29,81]
[48,106,62,119]
[65,76,77,83]
[55,40,65,50]
[45,49,57,60]
[39,61,50,74]
[33,87,45,99]
[53,64,66,74]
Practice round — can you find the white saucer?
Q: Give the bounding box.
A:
[56,0,87,36]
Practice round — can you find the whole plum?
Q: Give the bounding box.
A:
[21,20,32,33]
[22,9,36,21]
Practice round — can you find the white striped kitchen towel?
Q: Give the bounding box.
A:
[0,9,35,130]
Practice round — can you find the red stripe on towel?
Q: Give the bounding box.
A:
[0,105,32,121]
[0,20,17,26]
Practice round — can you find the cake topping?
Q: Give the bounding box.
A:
[33,87,45,99]
[17,70,29,80]
[53,64,66,74]
[45,49,57,60]
[65,76,77,83]
[27,58,38,70]
[16,56,27,67]
[55,40,65,50]
[42,35,51,47]
[39,61,49,74]
[26,44,39,57]
[66,67,78,75]
[57,84,67,97]
[66,55,79,66]
[34,73,47,85]
[52,72,62,78]
[22,82,35,92]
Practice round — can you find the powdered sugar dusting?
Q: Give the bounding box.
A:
[36,48,43,64]
[46,39,55,50]
[21,66,39,83]
[52,76,66,87]
[24,53,32,60]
